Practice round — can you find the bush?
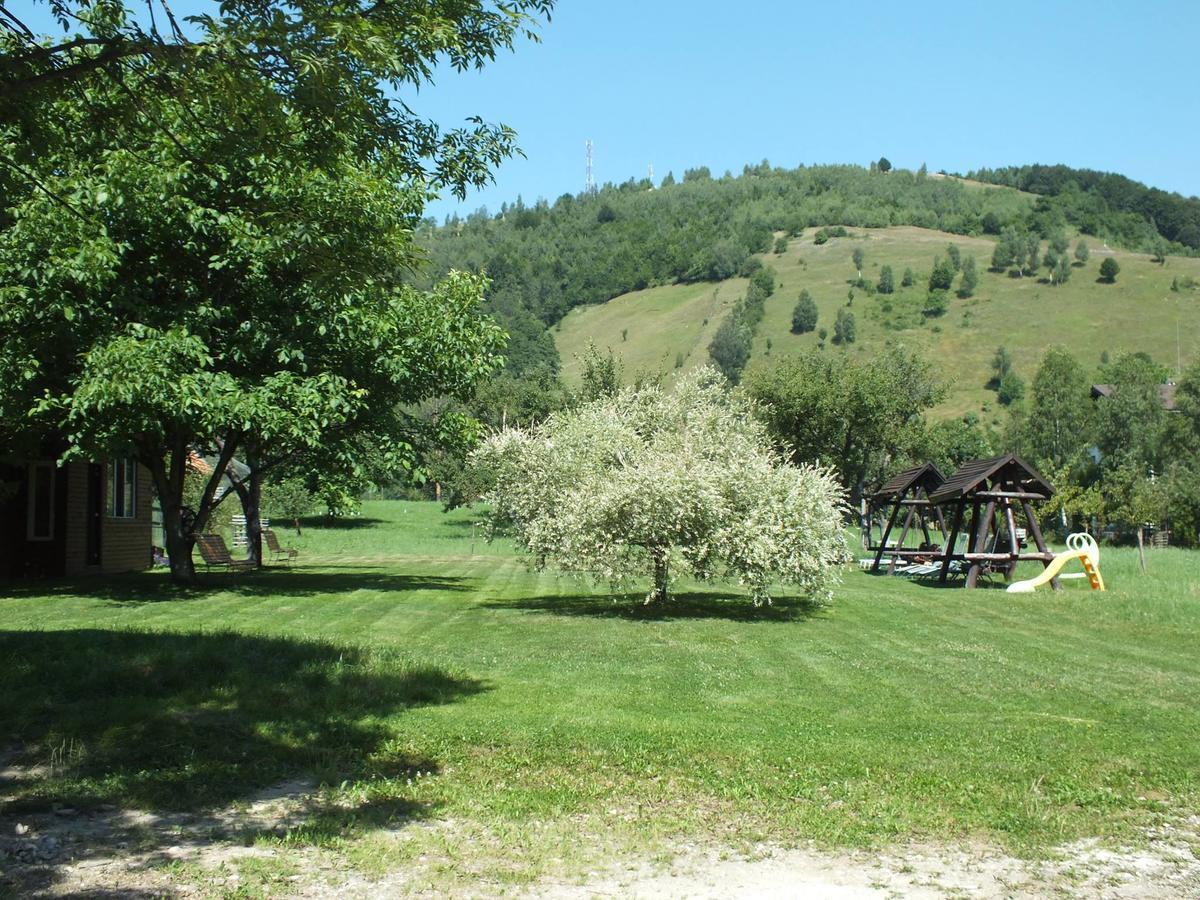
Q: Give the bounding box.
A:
[1099,257,1120,283]
[791,290,819,334]
[997,371,1026,406]
[473,369,849,606]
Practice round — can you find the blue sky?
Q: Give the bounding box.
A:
[419,0,1200,218]
[19,1,1200,218]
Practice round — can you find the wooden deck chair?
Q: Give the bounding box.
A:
[263,528,298,565]
[194,534,256,572]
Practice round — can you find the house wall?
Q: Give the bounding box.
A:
[62,459,152,576]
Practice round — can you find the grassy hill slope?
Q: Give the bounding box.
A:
[556,225,1200,419]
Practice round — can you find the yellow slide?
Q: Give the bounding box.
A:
[1007,533,1105,593]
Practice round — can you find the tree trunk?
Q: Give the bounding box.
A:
[145,436,196,583]
[645,548,670,605]
[161,499,196,582]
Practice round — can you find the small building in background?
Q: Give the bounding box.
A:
[0,450,153,578]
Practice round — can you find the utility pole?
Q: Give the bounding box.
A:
[585,140,595,195]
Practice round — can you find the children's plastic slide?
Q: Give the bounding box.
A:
[1007,532,1105,593]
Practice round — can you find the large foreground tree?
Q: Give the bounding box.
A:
[1,1,551,581]
[473,369,849,607]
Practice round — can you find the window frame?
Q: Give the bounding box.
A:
[109,458,137,520]
[26,462,55,541]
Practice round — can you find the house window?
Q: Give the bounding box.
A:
[27,462,55,541]
[110,458,137,519]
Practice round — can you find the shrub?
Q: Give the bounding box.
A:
[473,369,849,606]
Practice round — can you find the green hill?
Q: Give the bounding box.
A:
[556,224,1200,419]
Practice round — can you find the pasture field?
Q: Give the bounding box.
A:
[1,500,1198,893]
[554,225,1200,420]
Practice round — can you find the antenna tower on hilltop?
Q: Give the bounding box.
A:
[648,163,654,184]
[585,140,595,195]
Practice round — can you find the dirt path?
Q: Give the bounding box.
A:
[3,776,1197,898]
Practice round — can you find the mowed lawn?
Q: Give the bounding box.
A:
[2,500,1198,875]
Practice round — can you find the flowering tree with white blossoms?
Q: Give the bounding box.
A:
[472,368,849,606]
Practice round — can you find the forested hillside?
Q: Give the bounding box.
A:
[416,161,1196,374]
[968,163,1200,252]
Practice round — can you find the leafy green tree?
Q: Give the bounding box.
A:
[1100,257,1121,283]
[918,162,928,178]
[877,265,895,294]
[745,346,945,503]
[751,266,777,297]
[923,292,949,317]
[774,235,789,254]
[989,346,1013,388]
[1094,353,1168,473]
[1052,255,1071,285]
[708,317,752,382]
[1050,231,1071,256]
[1024,235,1041,274]
[928,256,955,291]
[957,256,978,298]
[946,243,961,272]
[991,237,1014,272]
[577,342,625,402]
[833,308,856,344]
[1075,239,1090,264]
[1151,238,1168,264]
[474,369,849,606]
[1019,347,1090,470]
[0,0,548,580]
[878,157,892,173]
[901,267,915,287]
[852,247,865,278]
[791,290,819,334]
[997,372,1026,406]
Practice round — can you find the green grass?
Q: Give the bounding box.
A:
[2,500,1198,886]
[555,224,1200,421]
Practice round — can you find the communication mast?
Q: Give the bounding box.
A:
[648,163,654,184]
[585,140,595,195]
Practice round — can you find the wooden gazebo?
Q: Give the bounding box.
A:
[868,462,948,574]
[928,454,1057,588]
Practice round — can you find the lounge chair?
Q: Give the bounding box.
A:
[263,528,298,566]
[194,534,255,572]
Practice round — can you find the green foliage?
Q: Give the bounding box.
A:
[877,265,895,294]
[1052,255,1072,285]
[928,256,956,291]
[1100,257,1121,283]
[833,308,856,344]
[791,290,819,334]
[1094,353,1168,473]
[946,243,961,272]
[970,163,1200,252]
[852,246,865,275]
[957,256,978,298]
[1075,240,1090,264]
[0,4,540,579]
[997,372,1026,406]
[877,157,892,173]
[923,292,949,318]
[773,235,789,254]
[901,267,915,287]
[474,369,849,606]
[745,346,944,501]
[577,343,624,402]
[989,346,1014,389]
[1017,346,1090,471]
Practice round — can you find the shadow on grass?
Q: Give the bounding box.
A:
[0,628,483,892]
[0,569,472,603]
[482,590,823,622]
